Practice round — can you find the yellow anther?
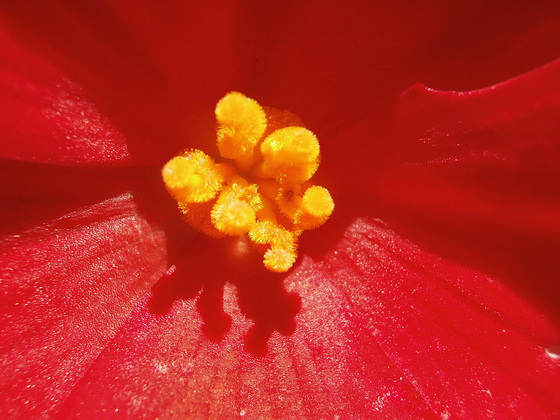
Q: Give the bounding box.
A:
[260,127,320,183]
[263,247,297,273]
[215,92,267,161]
[249,221,297,251]
[162,150,223,203]
[295,186,334,230]
[211,197,256,236]
[248,220,276,244]
[210,183,262,236]
[302,186,334,218]
[163,92,334,272]
[250,220,298,272]
[227,179,263,212]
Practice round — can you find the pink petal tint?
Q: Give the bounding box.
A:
[0,1,559,418]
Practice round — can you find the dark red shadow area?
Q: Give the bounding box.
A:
[0,159,160,235]
[148,233,302,357]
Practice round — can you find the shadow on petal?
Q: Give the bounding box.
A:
[148,233,302,356]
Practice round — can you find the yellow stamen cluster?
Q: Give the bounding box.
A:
[162,92,334,272]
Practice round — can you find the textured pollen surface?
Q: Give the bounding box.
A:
[162,92,334,272]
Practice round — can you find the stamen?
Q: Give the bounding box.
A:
[249,221,298,272]
[215,92,267,165]
[259,127,320,183]
[296,186,335,230]
[162,150,223,203]
[211,183,262,236]
[211,197,256,235]
[249,221,296,250]
[263,247,297,273]
[162,92,334,272]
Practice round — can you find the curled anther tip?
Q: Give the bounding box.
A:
[215,92,267,160]
[260,127,320,183]
[162,150,223,203]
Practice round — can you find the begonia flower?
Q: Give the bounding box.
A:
[1,1,560,418]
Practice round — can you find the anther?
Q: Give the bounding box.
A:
[215,92,267,166]
[263,247,297,273]
[162,150,223,203]
[211,197,256,235]
[296,186,335,230]
[249,221,296,250]
[302,186,334,218]
[259,127,320,183]
[249,221,298,272]
[211,183,262,236]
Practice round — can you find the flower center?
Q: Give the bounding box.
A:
[162,92,334,272]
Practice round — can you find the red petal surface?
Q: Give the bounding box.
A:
[0,2,558,418]
[0,1,255,165]
[372,59,560,325]
[0,194,168,418]
[0,29,131,165]
[1,1,559,165]
[55,219,560,419]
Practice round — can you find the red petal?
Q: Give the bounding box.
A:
[0,29,131,164]
[2,2,559,162]
[250,1,560,136]
[0,1,252,165]
[374,60,560,324]
[54,219,559,418]
[0,194,168,418]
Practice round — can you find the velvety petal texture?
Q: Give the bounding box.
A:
[54,219,560,419]
[0,194,168,418]
[0,29,130,165]
[381,59,560,235]
[1,1,559,418]
[373,59,560,324]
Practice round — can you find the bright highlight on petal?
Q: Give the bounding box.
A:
[162,92,334,272]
